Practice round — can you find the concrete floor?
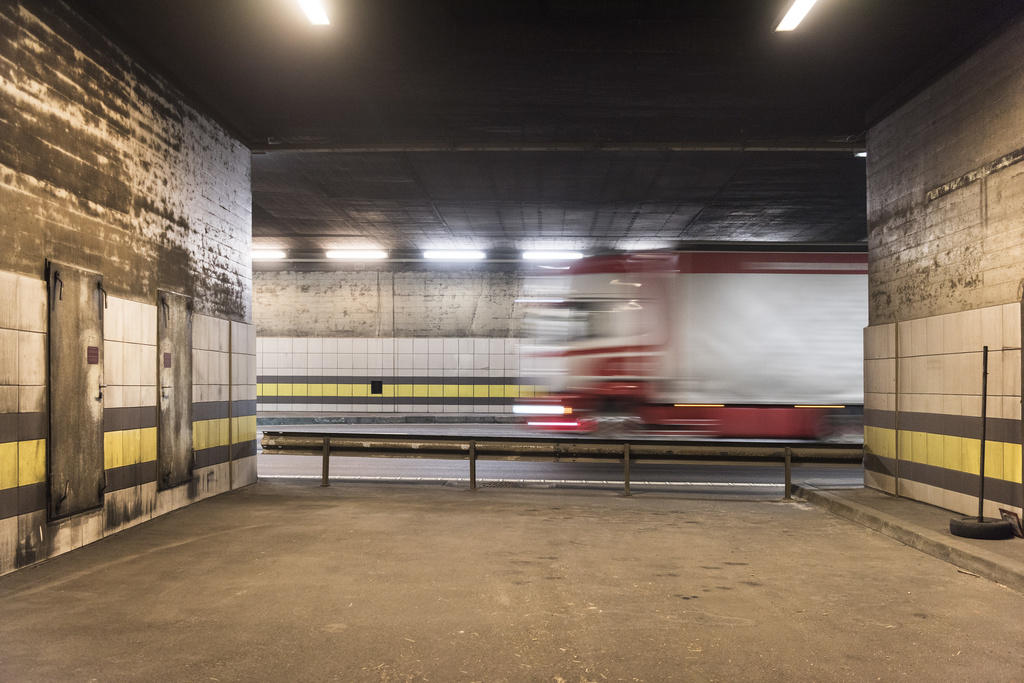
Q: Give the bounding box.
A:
[1,482,1022,681]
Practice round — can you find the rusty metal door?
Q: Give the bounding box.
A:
[47,261,106,519]
[157,291,193,489]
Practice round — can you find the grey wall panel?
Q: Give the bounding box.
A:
[47,261,105,518]
[157,291,193,489]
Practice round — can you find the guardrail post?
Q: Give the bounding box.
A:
[783,447,792,500]
[321,437,330,487]
[623,442,631,496]
[469,441,477,490]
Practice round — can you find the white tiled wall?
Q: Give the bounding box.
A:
[104,296,159,413]
[193,314,231,407]
[256,337,526,413]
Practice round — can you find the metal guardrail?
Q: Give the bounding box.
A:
[260,430,863,497]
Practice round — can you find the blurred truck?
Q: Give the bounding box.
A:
[516,247,868,439]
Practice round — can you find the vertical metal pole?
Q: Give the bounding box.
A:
[469,441,477,490]
[321,437,330,487]
[784,448,792,500]
[894,320,901,498]
[623,442,631,496]
[978,345,988,521]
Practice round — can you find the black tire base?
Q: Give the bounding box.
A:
[949,516,1015,540]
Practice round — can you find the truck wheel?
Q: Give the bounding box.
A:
[949,516,1014,540]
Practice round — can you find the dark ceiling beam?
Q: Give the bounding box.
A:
[251,141,865,155]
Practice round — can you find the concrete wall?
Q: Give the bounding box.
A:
[0,1,255,575]
[254,269,525,338]
[863,17,1024,516]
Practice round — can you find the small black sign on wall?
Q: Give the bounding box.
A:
[164,352,172,368]
[370,380,383,395]
[86,346,99,364]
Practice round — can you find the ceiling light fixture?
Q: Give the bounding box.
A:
[325,250,388,260]
[297,0,330,25]
[854,151,867,158]
[423,250,486,260]
[522,251,584,261]
[252,249,287,260]
[775,0,819,31]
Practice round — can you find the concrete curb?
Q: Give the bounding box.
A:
[792,484,1024,594]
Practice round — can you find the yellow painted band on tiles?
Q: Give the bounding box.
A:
[865,425,1022,484]
[0,441,16,490]
[230,415,258,444]
[192,418,231,452]
[3,418,258,490]
[104,427,159,470]
[257,383,535,398]
[0,439,46,489]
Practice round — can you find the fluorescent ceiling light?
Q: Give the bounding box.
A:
[297,0,330,25]
[422,250,486,260]
[522,251,584,261]
[325,250,388,260]
[252,249,286,260]
[775,0,818,31]
[854,151,867,158]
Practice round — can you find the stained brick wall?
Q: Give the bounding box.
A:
[866,15,1024,325]
[0,0,252,321]
[864,16,1024,515]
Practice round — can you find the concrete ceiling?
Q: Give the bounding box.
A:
[252,150,866,252]
[81,0,1023,255]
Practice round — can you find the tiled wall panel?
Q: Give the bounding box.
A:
[0,270,258,576]
[0,272,47,575]
[256,337,537,413]
[863,303,1023,516]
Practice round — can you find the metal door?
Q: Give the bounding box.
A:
[47,261,105,519]
[157,291,193,489]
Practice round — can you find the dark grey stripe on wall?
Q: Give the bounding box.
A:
[231,440,256,460]
[865,409,1021,444]
[0,413,15,444]
[195,445,230,469]
[103,406,158,432]
[104,462,158,494]
[0,486,15,520]
[257,396,516,406]
[0,482,47,520]
[0,412,47,444]
[864,453,1024,508]
[193,401,229,421]
[258,375,528,385]
[232,399,257,416]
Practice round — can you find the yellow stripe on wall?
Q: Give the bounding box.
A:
[865,426,1022,484]
[2,439,47,488]
[0,441,19,490]
[193,418,231,452]
[257,383,527,399]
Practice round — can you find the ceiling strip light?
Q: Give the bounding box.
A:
[522,251,584,261]
[325,250,388,260]
[252,250,287,260]
[297,0,330,25]
[423,250,486,260]
[775,0,819,31]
